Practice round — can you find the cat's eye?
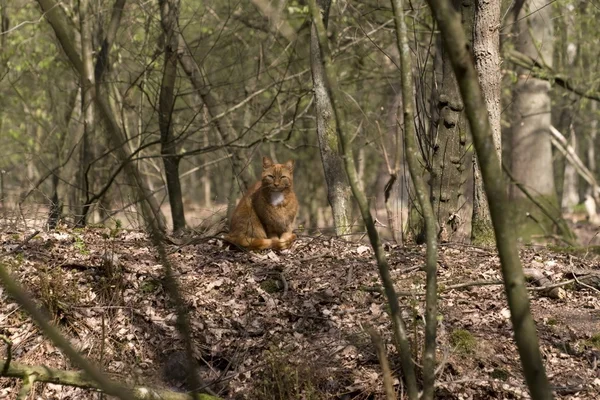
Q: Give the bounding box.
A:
[266,174,274,179]
[281,176,289,181]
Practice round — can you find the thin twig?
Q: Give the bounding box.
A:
[367,327,397,400]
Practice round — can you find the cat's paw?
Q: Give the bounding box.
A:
[276,232,297,249]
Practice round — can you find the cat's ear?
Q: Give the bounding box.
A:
[263,156,274,169]
[284,160,294,171]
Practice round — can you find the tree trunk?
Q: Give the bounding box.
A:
[425,0,553,397]
[472,0,501,245]
[430,0,472,242]
[309,0,352,236]
[509,0,559,241]
[158,0,186,233]
[76,0,95,227]
[561,129,579,209]
[383,85,406,244]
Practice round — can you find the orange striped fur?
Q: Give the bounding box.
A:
[226,157,298,250]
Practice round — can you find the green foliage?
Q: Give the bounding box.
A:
[110,219,123,238]
[140,278,160,294]
[252,348,327,400]
[73,235,89,255]
[260,279,284,294]
[471,218,495,247]
[587,333,600,349]
[490,368,509,381]
[450,329,476,355]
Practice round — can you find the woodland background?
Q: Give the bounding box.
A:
[0,0,599,399]
[2,0,598,243]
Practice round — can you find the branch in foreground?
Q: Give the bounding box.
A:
[390,0,439,397]
[425,1,554,398]
[0,359,219,400]
[307,0,418,397]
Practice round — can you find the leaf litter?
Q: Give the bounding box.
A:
[0,227,598,399]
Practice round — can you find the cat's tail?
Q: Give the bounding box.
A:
[225,233,297,250]
[225,235,278,250]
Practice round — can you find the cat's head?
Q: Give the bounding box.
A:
[261,156,294,192]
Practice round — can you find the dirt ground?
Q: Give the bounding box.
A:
[0,225,599,399]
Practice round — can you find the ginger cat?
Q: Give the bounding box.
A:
[226,157,298,250]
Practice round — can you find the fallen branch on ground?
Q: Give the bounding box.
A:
[0,359,219,400]
[361,272,600,298]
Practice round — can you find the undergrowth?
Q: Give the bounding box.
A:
[252,348,329,400]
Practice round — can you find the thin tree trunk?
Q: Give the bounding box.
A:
[175,36,254,191]
[425,0,553,398]
[37,0,167,232]
[472,0,501,244]
[590,101,598,184]
[94,0,126,83]
[202,135,212,208]
[158,0,186,233]
[390,0,438,397]
[562,127,579,209]
[76,0,95,227]
[307,1,419,398]
[309,0,352,236]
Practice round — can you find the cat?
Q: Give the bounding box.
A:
[226,156,299,250]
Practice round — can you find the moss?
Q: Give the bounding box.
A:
[408,204,425,244]
[587,333,600,349]
[260,279,283,294]
[471,218,495,246]
[508,195,575,244]
[571,203,588,214]
[140,278,160,294]
[490,368,509,381]
[450,329,476,355]
[546,318,558,326]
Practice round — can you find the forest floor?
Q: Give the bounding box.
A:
[0,224,599,399]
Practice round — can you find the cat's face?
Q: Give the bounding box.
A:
[261,157,294,192]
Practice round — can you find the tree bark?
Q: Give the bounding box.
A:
[309,0,352,236]
[472,0,501,244]
[76,0,95,227]
[509,0,559,241]
[94,0,127,83]
[158,0,186,233]
[424,0,553,398]
[430,0,472,243]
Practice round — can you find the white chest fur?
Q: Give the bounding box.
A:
[270,192,284,206]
